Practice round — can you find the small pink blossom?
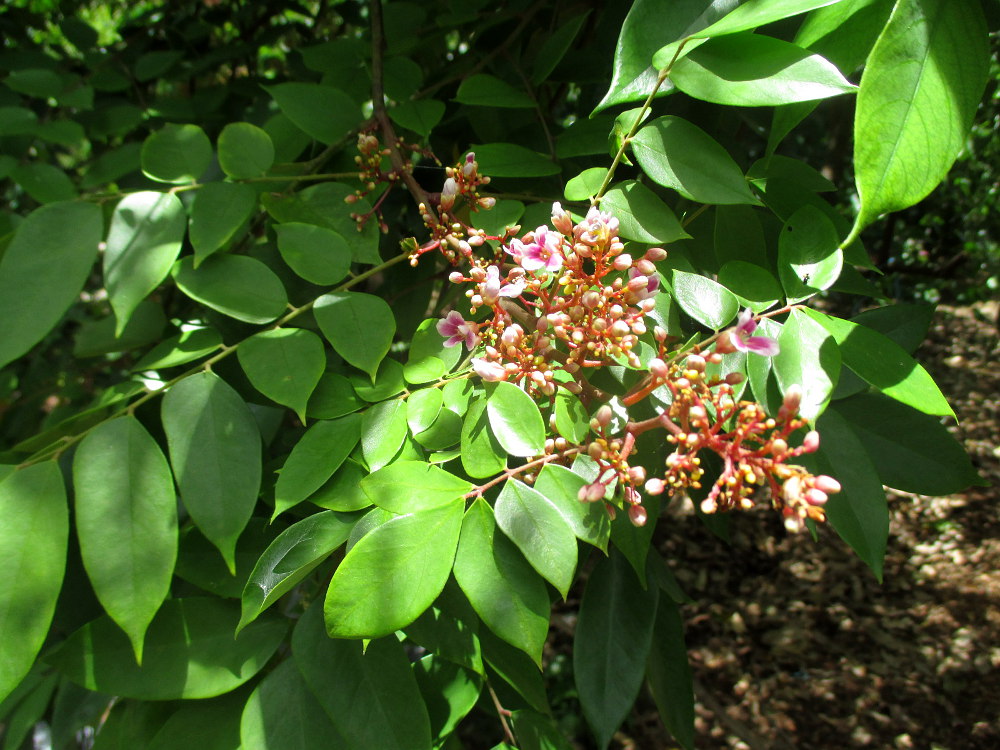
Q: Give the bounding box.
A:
[627,267,659,300]
[471,358,506,381]
[480,265,524,305]
[505,226,563,273]
[728,309,779,356]
[436,311,480,349]
[578,206,620,246]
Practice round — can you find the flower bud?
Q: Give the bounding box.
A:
[715,331,737,354]
[686,354,706,372]
[448,271,465,284]
[628,466,647,484]
[627,275,649,293]
[725,372,745,385]
[805,488,828,506]
[645,477,665,495]
[595,405,613,427]
[582,290,602,309]
[612,254,632,271]
[636,258,657,276]
[802,430,820,452]
[644,247,667,261]
[469,266,486,282]
[782,385,803,415]
[628,504,648,527]
[813,475,841,494]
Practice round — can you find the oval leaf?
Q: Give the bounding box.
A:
[773,308,840,420]
[189,182,257,266]
[237,328,326,422]
[600,181,689,244]
[671,269,740,330]
[275,222,352,285]
[264,83,361,145]
[487,382,545,458]
[218,122,275,179]
[777,205,843,304]
[172,255,288,324]
[141,124,212,183]
[314,291,395,380]
[361,460,471,514]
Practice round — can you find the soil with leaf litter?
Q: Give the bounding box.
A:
[549,304,999,750]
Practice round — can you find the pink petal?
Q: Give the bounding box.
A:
[745,336,780,356]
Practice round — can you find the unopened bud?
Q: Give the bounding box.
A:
[582,290,602,309]
[448,271,465,283]
[636,258,656,276]
[782,385,803,415]
[644,477,665,495]
[715,331,737,354]
[813,475,841,494]
[805,488,828,506]
[595,405,613,427]
[469,266,486,282]
[628,466,647,484]
[612,254,632,271]
[725,372,745,385]
[802,430,820,452]
[644,247,667,261]
[628,504,648,527]
[686,354,706,372]
[627,275,649,293]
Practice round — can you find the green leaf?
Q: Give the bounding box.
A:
[600,181,689,244]
[189,182,257,267]
[73,299,166,358]
[652,0,843,69]
[632,116,759,205]
[389,99,445,137]
[161,372,262,572]
[103,192,186,335]
[73,417,177,664]
[240,659,343,749]
[218,122,275,179]
[264,83,361,145]
[314,291,395,380]
[671,269,740,330]
[453,499,550,665]
[404,598,483,676]
[238,510,356,633]
[460,396,507,478]
[237,328,325,422]
[801,407,889,580]
[405,319,462,384]
[307,372,363,419]
[717,261,782,313]
[804,309,952,416]
[851,0,989,235]
[48,598,285,700]
[132,327,222,371]
[564,167,607,202]
[351,358,406,402]
[534,464,611,552]
[308,459,373,512]
[0,464,67,704]
[494,480,577,599]
[147,687,247,750]
[575,551,658,750]
[361,399,408,471]
[455,74,534,108]
[361,461,471,513]
[11,163,77,203]
[174,518,283,600]
[553,390,590,444]
[773,308,840,421]
[487,382,545,457]
[0,672,58,750]
[293,604,432,749]
[273,414,362,519]
[0,201,103,370]
[509,711,574,750]
[470,143,560,178]
[0,106,37,135]
[4,68,63,98]
[670,33,858,106]
[414,654,482,742]
[141,124,212,183]
[850,303,934,355]
[646,597,695,750]
[172,255,288,325]
[831,393,984,496]
[777,205,843,304]
[274,221,352,285]
[531,11,589,84]
[324,502,463,638]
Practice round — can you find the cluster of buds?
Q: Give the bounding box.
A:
[346,130,436,232]
[420,154,840,531]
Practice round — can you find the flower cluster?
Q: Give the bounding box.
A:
[419,154,840,531]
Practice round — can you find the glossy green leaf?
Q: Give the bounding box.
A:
[494,479,577,599]
[407,388,443,434]
[414,654,482,741]
[314,291,395,380]
[405,319,462,384]
[646,597,695,750]
[389,99,445,137]
[652,0,843,69]
[0,463,68,704]
[717,261,782,313]
[189,182,256,266]
[11,163,77,203]
[575,551,658,750]
[351,358,407,402]
[308,459,373,512]
[132,328,222,371]
[361,460,471,513]
[238,510,356,633]
[852,0,989,234]
[48,599,286,700]
[804,308,952,416]
[240,659,343,750]
[832,393,984,496]
[264,83,361,145]
[73,299,166,358]
[0,672,58,750]
[73,417,177,664]
[293,604,432,749]
[671,33,857,107]
[470,143,560,178]
[671,269,740,330]
[564,167,606,202]
[5,68,63,98]
[632,116,759,205]
[361,399,408,471]
[103,191,186,335]
[510,710,574,750]
[274,222,352,285]
[218,122,275,179]
[324,502,463,638]
[404,599,483,676]
[773,308,840,421]
[461,397,507,479]
[174,518,283,600]
[0,201,103,370]
[455,74,534,108]
[487,381,545,457]
[161,372,262,572]
[600,181,688,244]
[273,413,362,519]
[553,390,589,444]
[534,464,611,552]
[777,205,843,303]
[141,124,212,183]
[850,303,934,355]
[530,10,589,84]
[237,328,325,422]
[306,372,363,419]
[172,255,288,325]
[147,687,247,750]
[453,499,550,665]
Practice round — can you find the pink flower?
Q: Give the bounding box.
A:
[480,265,524,305]
[627,267,659,300]
[578,206,620,246]
[725,309,779,356]
[505,226,563,273]
[436,311,480,349]
[471,358,506,381]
